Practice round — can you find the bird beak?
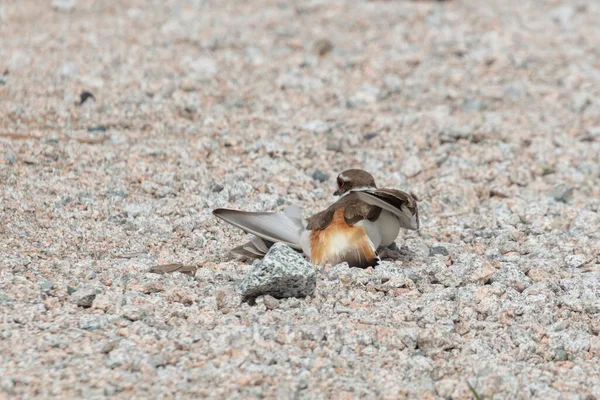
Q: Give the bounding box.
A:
[333,189,341,196]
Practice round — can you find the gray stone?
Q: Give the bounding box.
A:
[402,155,423,178]
[429,246,449,257]
[100,340,120,354]
[78,315,108,330]
[564,254,587,269]
[236,243,317,300]
[70,287,100,308]
[551,183,574,203]
[312,169,330,183]
[121,306,146,321]
[490,264,532,292]
[440,125,473,142]
[39,279,54,293]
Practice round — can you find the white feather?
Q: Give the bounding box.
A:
[213,209,305,250]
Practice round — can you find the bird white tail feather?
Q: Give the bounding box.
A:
[213,207,304,250]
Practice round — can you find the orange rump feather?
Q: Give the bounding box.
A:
[310,209,378,268]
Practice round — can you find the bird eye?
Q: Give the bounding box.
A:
[337,178,345,188]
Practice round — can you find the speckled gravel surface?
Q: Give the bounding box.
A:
[1,0,600,398]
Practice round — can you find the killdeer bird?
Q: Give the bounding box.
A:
[213,169,420,268]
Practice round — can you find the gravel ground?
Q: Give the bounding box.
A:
[1,0,600,398]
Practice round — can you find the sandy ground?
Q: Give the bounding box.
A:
[1,0,599,398]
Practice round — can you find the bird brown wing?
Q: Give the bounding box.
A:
[306,193,382,230]
[342,200,382,225]
[305,207,336,230]
[353,188,420,230]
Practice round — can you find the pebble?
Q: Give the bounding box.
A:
[236,243,317,300]
[78,315,108,330]
[402,155,423,178]
[39,279,54,293]
[313,39,334,56]
[70,287,100,308]
[262,295,279,310]
[440,125,473,142]
[121,306,147,321]
[551,183,574,203]
[312,169,330,183]
[429,246,449,257]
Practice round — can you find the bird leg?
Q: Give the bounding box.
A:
[378,241,403,260]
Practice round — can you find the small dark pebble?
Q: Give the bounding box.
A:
[312,169,330,183]
[211,183,224,193]
[364,133,379,141]
[79,90,95,105]
[87,125,108,132]
[490,190,509,199]
[43,137,60,145]
[429,246,449,257]
[313,38,334,56]
[66,285,77,295]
